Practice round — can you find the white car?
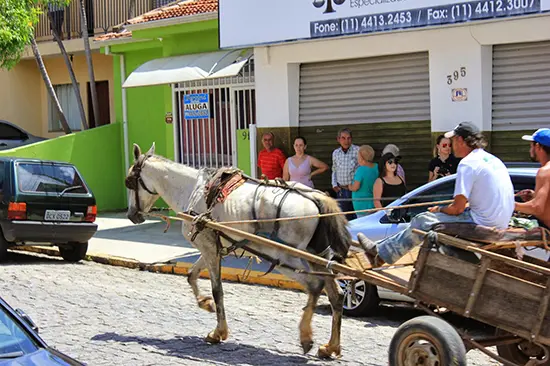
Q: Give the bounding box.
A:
[339,166,542,317]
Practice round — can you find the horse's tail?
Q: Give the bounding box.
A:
[309,193,352,263]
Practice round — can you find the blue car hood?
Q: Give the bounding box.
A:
[0,349,74,366]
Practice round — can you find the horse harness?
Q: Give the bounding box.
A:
[190,167,332,276]
[125,154,158,213]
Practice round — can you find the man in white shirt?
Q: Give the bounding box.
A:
[358,122,515,265]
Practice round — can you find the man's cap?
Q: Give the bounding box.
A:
[522,128,550,147]
[382,144,400,158]
[444,122,480,139]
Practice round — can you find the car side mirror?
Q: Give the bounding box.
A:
[20,133,28,141]
[15,308,39,333]
[387,208,406,223]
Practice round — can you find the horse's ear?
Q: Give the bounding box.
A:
[146,142,155,157]
[133,144,141,161]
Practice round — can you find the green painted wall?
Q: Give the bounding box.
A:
[111,23,220,165]
[108,20,221,210]
[0,124,125,211]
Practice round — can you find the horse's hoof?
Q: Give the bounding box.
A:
[205,332,222,344]
[198,296,216,313]
[318,344,341,359]
[301,340,314,354]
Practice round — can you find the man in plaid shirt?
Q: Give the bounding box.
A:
[332,128,360,220]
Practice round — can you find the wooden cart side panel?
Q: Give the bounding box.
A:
[412,251,550,345]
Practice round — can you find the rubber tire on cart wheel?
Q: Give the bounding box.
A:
[389,315,467,366]
[495,328,550,365]
[59,242,88,262]
[338,279,380,317]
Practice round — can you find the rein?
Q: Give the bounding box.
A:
[125,155,158,212]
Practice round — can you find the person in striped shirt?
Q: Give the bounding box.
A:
[332,128,360,221]
[257,132,286,180]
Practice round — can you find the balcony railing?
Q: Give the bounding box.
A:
[34,0,172,41]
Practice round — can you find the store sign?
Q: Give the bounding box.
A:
[183,93,210,120]
[219,0,548,48]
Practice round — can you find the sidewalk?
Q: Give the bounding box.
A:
[16,212,303,291]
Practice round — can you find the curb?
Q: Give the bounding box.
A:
[11,246,305,291]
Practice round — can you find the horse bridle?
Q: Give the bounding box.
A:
[125,155,158,212]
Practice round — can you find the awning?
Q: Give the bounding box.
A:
[122,49,253,88]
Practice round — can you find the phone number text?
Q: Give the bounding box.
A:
[311,0,540,37]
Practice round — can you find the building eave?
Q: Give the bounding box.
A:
[125,11,218,32]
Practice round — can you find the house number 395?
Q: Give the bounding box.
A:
[447,67,467,85]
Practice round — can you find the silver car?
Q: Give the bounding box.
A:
[0,120,46,150]
[340,167,541,317]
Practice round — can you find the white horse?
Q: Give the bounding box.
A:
[125,143,352,358]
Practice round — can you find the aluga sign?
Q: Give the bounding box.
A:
[219,0,550,48]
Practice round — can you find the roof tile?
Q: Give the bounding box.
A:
[128,0,218,24]
[93,0,218,42]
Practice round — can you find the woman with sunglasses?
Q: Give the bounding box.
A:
[428,134,461,182]
[373,153,407,208]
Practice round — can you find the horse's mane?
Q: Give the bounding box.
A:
[150,154,218,177]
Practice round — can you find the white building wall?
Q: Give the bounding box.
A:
[254,14,550,133]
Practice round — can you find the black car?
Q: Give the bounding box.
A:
[0,296,82,365]
[0,158,97,262]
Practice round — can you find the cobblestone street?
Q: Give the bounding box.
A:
[0,252,499,366]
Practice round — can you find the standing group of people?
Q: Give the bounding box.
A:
[256,129,409,221]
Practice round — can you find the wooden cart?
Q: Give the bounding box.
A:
[177,212,550,366]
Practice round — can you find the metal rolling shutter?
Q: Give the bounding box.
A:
[492,42,550,131]
[299,52,430,127]
[299,121,432,193]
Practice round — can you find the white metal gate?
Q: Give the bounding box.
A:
[173,59,255,168]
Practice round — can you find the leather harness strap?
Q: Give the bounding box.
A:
[125,155,158,212]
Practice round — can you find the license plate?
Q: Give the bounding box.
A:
[44,210,71,221]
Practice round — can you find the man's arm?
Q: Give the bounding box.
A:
[278,149,286,170]
[331,151,338,189]
[429,194,468,215]
[515,169,550,217]
[429,163,472,216]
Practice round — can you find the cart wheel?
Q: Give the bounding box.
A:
[337,279,379,317]
[389,315,467,366]
[495,328,550,365]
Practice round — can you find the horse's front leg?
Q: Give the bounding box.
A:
[187,255,215,313]
[204,253,229,344]
[318,278,344,359]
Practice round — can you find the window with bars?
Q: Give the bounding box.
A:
[48,84,82,132]
[155,0,174,8]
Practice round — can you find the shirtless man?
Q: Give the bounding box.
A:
[515,128,550,229]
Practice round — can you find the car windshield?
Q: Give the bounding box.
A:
[16,162,88,194]
[0,306,39,358]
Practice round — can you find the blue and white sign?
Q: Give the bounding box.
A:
[219,0,550,48]
[183,93,210,120]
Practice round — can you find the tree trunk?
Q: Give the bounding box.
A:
[29,37,72,134]
[47,10,89,130]
[79,0,100,127]
[128,0,136,19]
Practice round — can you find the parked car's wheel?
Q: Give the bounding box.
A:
[0,232,8,261]
[58,242,88,262]
[389,315,467,366]
[338,279,380,317]
[495,328,549,365]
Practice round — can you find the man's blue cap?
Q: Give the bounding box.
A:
[522,128,550,147]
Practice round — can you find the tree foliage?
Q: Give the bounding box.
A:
[0,0,69,70]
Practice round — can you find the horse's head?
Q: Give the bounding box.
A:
[125,143,159,224]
